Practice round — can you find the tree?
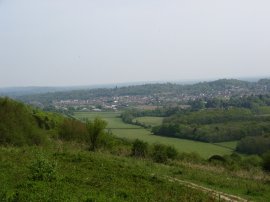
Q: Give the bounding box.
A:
[151,144,168,163]
[58,119,87,141]
[86,117,107,151]
[132,139,148,157]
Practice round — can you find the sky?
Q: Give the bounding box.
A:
[0,0,270,87]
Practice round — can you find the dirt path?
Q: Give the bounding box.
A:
[165,176,249,202]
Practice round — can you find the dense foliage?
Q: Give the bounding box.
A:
[86,117,108,151]
[190,94,270,110]
[131,139,149,157]
[262,151,270,172]
[58,119,87,141]
[236,136,270,155]
[152,107,270,142]
[0,98,48,146]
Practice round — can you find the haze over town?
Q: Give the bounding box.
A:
[1,0,270,87]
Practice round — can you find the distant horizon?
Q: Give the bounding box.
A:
[1,75,269,89]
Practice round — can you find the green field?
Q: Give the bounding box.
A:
[133,116,163,127]
[213,141,238,150]
[74,112,141,129]
[73,112,237,158]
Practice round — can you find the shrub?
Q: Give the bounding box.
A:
[28,155,57,181]
[131,139,148,157]
[151,144,179,163]
[151,144,168,163]
[262,151,270,172]
[236,136,270,155]
[208,155,226,163]
[241,155,262,170]
[166,146,178,160]
[58,119,87,141]
[86,118,107,151]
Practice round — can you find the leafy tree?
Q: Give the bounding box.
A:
[151,144,168,163]
[131,139,148,157]
[58,119,87,141]
[236,136,270,155]
[86,117,107,151]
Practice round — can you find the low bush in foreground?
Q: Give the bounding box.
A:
[131,139,148,157]
[28,154,57,181]
[151,144,178,163]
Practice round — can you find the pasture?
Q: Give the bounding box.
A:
[73,112,236,158]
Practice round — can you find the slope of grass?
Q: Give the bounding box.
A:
[73,112,236,158]
[0,146,212,201]
[1,144,269,202]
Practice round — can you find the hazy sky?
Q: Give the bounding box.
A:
[0,0,270,87]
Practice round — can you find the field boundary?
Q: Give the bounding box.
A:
[211,143,235,151]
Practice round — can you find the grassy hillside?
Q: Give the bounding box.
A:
[0,145,215,202]
[73,112,236,158]
[1,143,269,202]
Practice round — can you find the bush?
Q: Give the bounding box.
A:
[208,155,226,163]
[131,139,148,157]
[151,144,179,163]
[262,151,270,172]
[86,118,107,151]
[166,146,178,160]
[151,144,168,163]
[241,155,262,170]
[236,136,270,155]
[28,155,57,181]
[58,119,87,141]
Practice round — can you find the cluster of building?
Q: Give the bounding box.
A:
[47,83,270,112]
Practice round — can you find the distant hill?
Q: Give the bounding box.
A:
[0,81,163,98]
[0,86,92,97]
[15,78,270,105]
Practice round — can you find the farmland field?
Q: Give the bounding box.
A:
[73,112,237,158]
[74,112,140,129]
[213,141,237,150]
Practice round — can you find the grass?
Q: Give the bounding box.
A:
[1,143,269,202]
[74,112,140,129]
[73,112,237,159]
[134,116,164,127]
[213,141,238,150]
[0,146,212,202]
